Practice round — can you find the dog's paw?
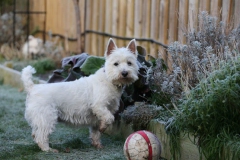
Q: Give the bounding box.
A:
[42,148,59,153]
[49,148,59,153]
[41,147,59,153]
[92,143,104,149]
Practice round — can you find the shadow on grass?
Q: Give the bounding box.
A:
[51,137,90,153]
[0,138,90,159]
[0,144,40,159]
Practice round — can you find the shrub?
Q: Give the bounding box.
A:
[31,58,56,74]
[167,57,240,159]
[154,12,240,159]
[150,11,240,107]
[121,103,162,130]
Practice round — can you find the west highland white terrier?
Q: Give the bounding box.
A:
[21,38,139,152]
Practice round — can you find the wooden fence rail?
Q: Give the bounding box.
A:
[29,0,240,57]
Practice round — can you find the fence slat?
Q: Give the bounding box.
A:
[178,0,189,44]
[234,0,240,28]
[91,0,99,55]
[104,0,113,54]
[158,0,169,60]
[168,0,179,43]
[188,0,199,32]
[112,0,119,45]
[199,0,210,13]
[141,0,151,55]
[159,0,169,45]
[150,0,159,57]
[126,0,134,45]
[134,0,143,48]
[85,0,92,54]
[118,0,127,47]
[210,0,221,18]
[97,0,105,56]
[222,0,233,29]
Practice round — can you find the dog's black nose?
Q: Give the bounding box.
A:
[122,71,128,77]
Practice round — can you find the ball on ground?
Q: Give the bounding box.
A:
[123,130,161,160]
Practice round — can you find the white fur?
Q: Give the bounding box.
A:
[21,38,139,152]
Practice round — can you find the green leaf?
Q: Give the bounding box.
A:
[147,54,157,67]
[80,56,105,75]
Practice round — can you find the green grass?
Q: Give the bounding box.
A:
[0,85,126,160]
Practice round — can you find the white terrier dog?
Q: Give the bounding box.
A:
[21,38,139,152]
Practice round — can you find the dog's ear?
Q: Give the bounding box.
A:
[127,39,137,56]
[105,38,117,57]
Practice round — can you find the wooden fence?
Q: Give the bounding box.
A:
[29,0,240,57]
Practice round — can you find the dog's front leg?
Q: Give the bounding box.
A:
[92,106,115,132]
[89,126,103,149]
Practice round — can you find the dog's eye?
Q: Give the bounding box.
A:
[127,61,132,66]
[114,62,119,66]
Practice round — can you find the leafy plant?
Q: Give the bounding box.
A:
[80,56,105,75]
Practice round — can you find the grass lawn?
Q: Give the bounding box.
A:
[0,85,126,160]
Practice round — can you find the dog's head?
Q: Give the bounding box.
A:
[104,38,139,86]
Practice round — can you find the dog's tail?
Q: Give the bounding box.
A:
[21,65,36,92]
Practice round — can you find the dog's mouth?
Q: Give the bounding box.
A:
[112,77,135,86]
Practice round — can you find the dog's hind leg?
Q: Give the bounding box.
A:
[28,106,58,152]
[32,125,58,152]
[89,126,103,149]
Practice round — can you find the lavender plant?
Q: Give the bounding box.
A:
[150,12,240,106]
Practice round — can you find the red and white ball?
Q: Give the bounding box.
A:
[123,130,161,160]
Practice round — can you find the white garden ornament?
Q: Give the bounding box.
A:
[123,130,161,160]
